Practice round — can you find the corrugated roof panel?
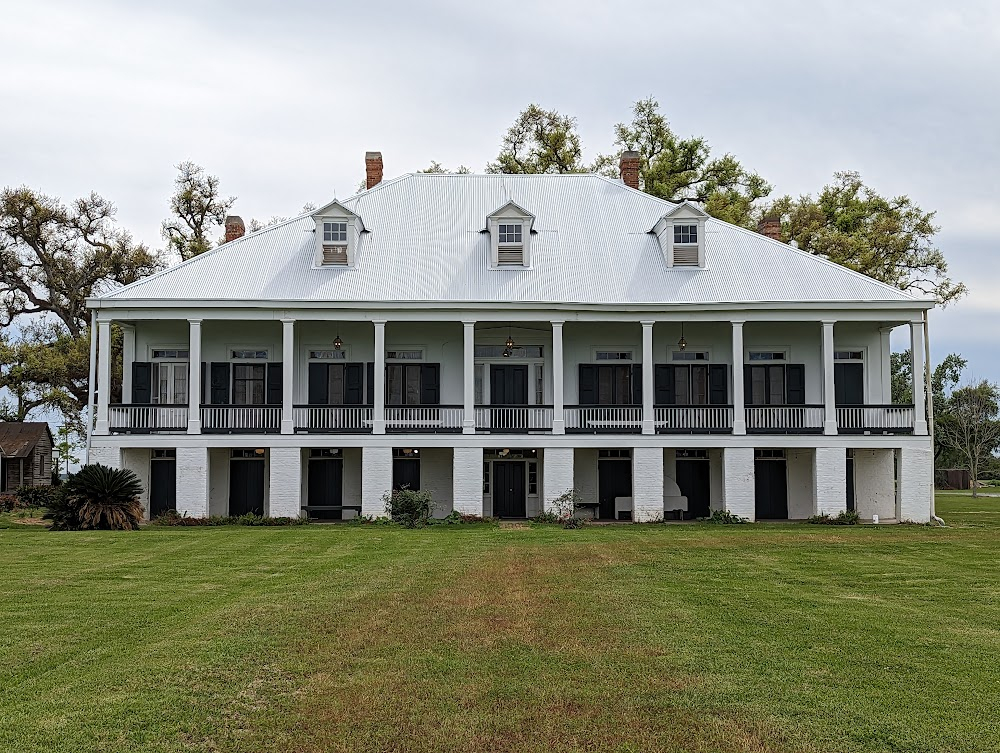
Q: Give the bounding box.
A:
[102,173,920,305]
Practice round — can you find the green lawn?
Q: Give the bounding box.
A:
[2,495,999,753]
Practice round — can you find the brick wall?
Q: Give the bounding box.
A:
[853,448,896,520]
[121,448,151,519]
[176,446,209,517]
[268,447,302,518]
[420,448,454,517]
[452,446,483,516]
[632,447,664,522]
[813,447,847,516]
[89,442,121,469]
[899,445,933,523]
[542,447,574,515]
[723,447,755,520]
[361,446,393,517]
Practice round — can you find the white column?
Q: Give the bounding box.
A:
[551,321,565,434]
[910,321,928,435]
[723,446,755,520]
[281,318,295,435]
[898,445,933,522]
[373,319,386,434]
[463,320,476,434]
[632,446,664,521]
[269,447,302,517]
[187,319,202,434]
[361,446,392,517]
[122,325,135,404]
[814,447,847,515]
[731,321,746,435]
[453,446,484,516]
[822,320,837,435]
[542,447,573,514]
[95,319,112,435]
[641,320,655,435]
[879,326,893,402]
[176,446,209,517]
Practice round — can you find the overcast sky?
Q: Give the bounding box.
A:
[2,0,998,381]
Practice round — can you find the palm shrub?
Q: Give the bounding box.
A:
[46,464,144,531]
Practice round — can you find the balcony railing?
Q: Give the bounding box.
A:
[655,405,733,433]
[109,404,188,433]
[293,405,373,433]
[201,405,281,433]
[565,405,643,433]
[475,405,553,432]
[386,405,464,432]
[746,405,825,433]
[837,404,914,433]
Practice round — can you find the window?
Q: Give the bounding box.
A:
[673,224,698,244]
[232,449,265,458]
[233,364,266,405]
[671,351,708,361]
[535,364,545,405]
[474,364,484,404]
[676,449,708,459]
[323,221,347,242]
[596,351,633,361]
[474,345,543,359]
[835,351,864,361]
[599,449,631,458]
[310,448,342,458]
[386,350,423,360]
[498,224,522,244]
[672,365,709,405]
[748,351,785,361]
[393,448,419,458]
[755,449,786,459]
[749,365,786,405]
[310,350,347,360]
[528,461,538,495]
[153,449,176,459]
[154,362,188,405]
[483,462,490,494]
[152,349,189,359]
[598,365,632,405]
[232,349,268,360]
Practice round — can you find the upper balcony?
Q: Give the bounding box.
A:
[96,318,927,439]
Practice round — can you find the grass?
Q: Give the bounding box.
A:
[1,495,999,752]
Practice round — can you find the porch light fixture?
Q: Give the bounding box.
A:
[333,334,343,350]
[678,323,687,351]
[503,325,515,357]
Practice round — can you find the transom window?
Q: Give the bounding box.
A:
[755,449,786,459]
[232,349,268,360]
[151,349,189,359]
[596,351,633,361]
[673,224,698,244]
[599,449,631,458]
[671,351,708,361]
[498,224,522,244]
[153,449,176,459]
[310,350,347,360]
[676,449,708,459]
[310,448,342,458]
[232,449,266,459]
[475,345,543,359]
[386,350,424,360]
[835,351,864,361]
[748,351,786,361]
[323,221,347,242]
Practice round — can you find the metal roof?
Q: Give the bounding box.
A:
[0,422,52,458]
[99,173,923,307]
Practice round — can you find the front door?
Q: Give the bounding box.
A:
[230,458,265,516]
[308,458,343,520]
[834,363,865,405]
[393,458,421,491]
[598,458,632,520]
[492,461,526,518]
[754,457,788,520]
[490,365,528,405]
[676,457,710,518]
[149,456,177,517]
[846,452,856,512]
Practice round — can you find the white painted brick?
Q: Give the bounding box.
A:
[268,447,302,518]
[723,447,755,521]
[121,448,151,520]
[361,446,393,517]
[419,448,454,517]
[853,449,895,521]
[813,447,847,516]
[632,447,664,522]
[899,445,933,523]
[176,447,209,518]
[542,448,574,514]
[787,449,816,519]
[452,446,483,516]
[88,442,121,469]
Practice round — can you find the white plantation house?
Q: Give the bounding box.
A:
[86,152,935,523]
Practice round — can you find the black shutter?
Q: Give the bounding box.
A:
[709,364,728,405]
[345,362,365,405]
[308,363,328,405]
[579,365,597,404]
[786,364,806,405]
[655,364,675,405]
[266,363,283,405]
[631,364,643,405]
[366,362,375,405]
[201,362,207,404]
[420,363,441,405]
[743,365,754,406]
[132,362,152,403]
[210,363,231,405]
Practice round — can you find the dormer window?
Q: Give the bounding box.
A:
[487,201,534,268]
[311,200,364,268]
[651,201,709,269]
[674,224,697,245]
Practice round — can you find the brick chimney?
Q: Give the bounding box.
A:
[757,216,782,241]
[224,215,245,243]
[619,150,640,190]
[365,151,383,189]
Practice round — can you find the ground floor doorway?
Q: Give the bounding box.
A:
[230,450,265,516]
[675,450,711,518]
[149,449,176,517]
[598,450,632,520]
[754,449,788,520]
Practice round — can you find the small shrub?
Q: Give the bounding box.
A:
[0,493,25,513]
[384,487,433,528]
[562,516,588,530]
[16,485,58,509]
[150,510,309,526]
[704,509,748,524]
[807,510,861,526]
[531,511,562,524]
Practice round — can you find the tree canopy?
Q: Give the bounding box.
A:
[160,161,235,261]
[486,105,586,174]
[937,380,1000,496]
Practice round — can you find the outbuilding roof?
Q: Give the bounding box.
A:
[0,422,52,459]
[97,173,925,307]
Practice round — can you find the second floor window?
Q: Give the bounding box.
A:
[386,363,440,405]
[233,364,266,405]
[323,221,347,242]
[579,364,639,405]
[674,224,697,244]
[498,223,522,244]
[744,364,805,406]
